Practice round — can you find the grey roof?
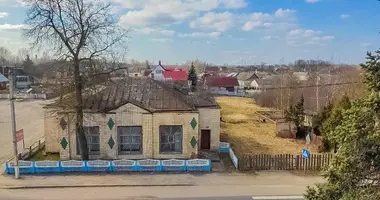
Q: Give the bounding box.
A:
[236,71,258,81]
[50,77,218,113]
[0,73,8,82]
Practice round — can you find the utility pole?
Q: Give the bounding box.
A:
[9,70,19,179]
[316,71,320,113]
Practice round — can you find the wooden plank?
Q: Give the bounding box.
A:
[268,155,272,170]
[258,154,262,170]
[291,155,294,170]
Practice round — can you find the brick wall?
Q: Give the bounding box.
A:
[44,110,61,153]
[198,108,221,151]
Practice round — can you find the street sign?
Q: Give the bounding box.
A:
[302,148,309,159]
[16,129,24,142]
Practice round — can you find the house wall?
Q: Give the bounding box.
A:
[152,112,199,159]
[44,110,61,153]
[151,65,165,80]
[198,108,220,151]
[115,103,153,160]
[49,103,203,160]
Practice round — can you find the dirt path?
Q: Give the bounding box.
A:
[0,99,49,163]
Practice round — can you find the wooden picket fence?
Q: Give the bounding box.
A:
[238,153,333,171]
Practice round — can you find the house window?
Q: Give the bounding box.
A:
[156,70,163,74]
[159,125,183,154]
[76,126,100,155]
[118,126,142,155]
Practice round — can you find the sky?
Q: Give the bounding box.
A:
[0,0,379,65]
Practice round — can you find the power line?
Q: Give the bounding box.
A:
[259,81,359,90]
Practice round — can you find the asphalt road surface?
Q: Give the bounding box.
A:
[0,187,304,200]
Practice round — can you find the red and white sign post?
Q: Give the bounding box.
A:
[16,129,25,150]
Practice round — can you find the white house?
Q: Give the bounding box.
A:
[150,61,166,80]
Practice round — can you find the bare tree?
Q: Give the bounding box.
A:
[0,46,12,68]
[24,0,129,160]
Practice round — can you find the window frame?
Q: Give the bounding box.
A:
[117,126,143,155]
[76,126,100,155]
[159,125,183,154]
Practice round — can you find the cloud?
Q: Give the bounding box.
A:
[178,32,221,38]
[340,14,350,20]
[0,12,9,18]
[190,12,234,32]
[262,35,280,40]
[274,9,296,18]
[0,24,27,31]
[220,0,247,9]
[111,0,145,9]
[360,43,372,48]
[0,0,27,7]
[286,28,334,46]
[117,0,248,27]
[206,40,216,45]
[288,29,321,37]
[118,0,234,27]
[305,0,320,3]
[135,27,175,35]
[241,8,296,31]
[151,38,173,43]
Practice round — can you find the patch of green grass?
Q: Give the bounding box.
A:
[27,148,60,161]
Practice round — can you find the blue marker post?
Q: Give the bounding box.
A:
[302,148,310,172]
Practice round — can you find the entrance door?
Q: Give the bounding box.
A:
[201,130,211,150]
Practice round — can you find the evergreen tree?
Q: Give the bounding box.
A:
[304,51,380,200]
[285,95,305,138]
[188,62,198,91]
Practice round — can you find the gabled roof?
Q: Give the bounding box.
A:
[163,70,188,81]
[0,73,8,83]
[236,71,259,81]
[206,76,239,88]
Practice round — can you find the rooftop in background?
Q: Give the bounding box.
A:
[206,76,239,88]
[236,71,259,81]
[0,73,8,83]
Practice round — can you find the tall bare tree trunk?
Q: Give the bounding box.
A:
[74,60,89,160]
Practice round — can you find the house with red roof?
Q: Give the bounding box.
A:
[150,61,188,81]
[205,76,239,92]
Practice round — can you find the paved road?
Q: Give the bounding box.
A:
[0,187,305,200]
[0,100,47,164]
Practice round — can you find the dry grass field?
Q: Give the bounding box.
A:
[216,96,318,156]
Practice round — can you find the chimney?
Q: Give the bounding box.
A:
[158,60,161,66]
